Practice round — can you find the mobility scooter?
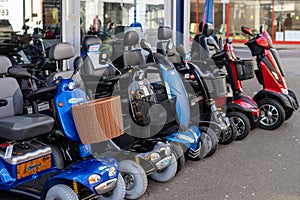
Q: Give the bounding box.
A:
[156,25,237,144]
[0,55,125,200]
[44,40,177,199]
[241,24,299,130]
[211,38,260,139]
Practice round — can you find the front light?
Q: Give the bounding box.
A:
[108,167,117,177]
[150,153,161,162]
[68,81,75,90]
[89,174,101,185]
[160,146,171,156]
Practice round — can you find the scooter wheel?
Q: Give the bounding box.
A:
[45,184,79,200]
[199,126,219,158]
[100,174,126,200]
[285,109,294,121]
[118,160,147,200]
[258,99,285,130]
[48,144,64,169]
[219,118,237,145]
[170,143,185,173]
[150,153,177,183]
[227,111,251,140]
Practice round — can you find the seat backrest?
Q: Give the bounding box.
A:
[123,31,145,68]
[0,77,23,119]
[191,23,219,61]
[49,42,75,61]
[0,55,12,77]
[81,35,116,77]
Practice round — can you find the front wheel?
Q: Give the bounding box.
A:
[99,174,126,200]
[285,109,294,121]
[227,111,251,141]
[219,118,237,145]
[45,184,78,200]
[258,99,285,130]
[150,153,177,183]
[170,143,185,173]
[199,126,218,158]
[118,160,147,200]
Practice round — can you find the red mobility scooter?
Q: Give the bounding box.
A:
[241,25,299,130]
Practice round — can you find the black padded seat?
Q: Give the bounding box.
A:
[0,114,54,141]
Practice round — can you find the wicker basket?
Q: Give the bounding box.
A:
[71,96,124,144]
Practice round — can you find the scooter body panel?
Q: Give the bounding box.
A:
[54,79,88,143]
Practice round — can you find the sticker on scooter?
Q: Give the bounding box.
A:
[68,98,84,104]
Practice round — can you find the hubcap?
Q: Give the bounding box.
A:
[260,104,279,126]
[222,125,233,141]
[231,116,245,137]
[203,133,213,151]
[122,173,135,190]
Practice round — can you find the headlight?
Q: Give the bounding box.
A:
[150,153,161,162]
[160,146,171,156]
[108,167,117,177]
[89,174,101,185]
[68,81,75,90]
[282,88,288,95]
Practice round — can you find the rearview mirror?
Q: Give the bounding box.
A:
[140,39,152,54]
[176,44,186,57]
[241,26,254,37]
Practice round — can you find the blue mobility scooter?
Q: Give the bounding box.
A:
[31,42,176,199]
[155,26,237,145]
[0,55,125,199]
[78,35,178,181]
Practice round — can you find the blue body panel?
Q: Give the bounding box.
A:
[54,79,88,143]
[160,65,190,128]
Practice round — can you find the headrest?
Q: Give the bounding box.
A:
[82,35,102,53]
[124,31,139,46]
[202,23,214,37]
[49,42,75,61]
[158,26,172,40]
[0,56,12,75]
[114,26,126,39]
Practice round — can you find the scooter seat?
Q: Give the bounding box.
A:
[0,114,54,141]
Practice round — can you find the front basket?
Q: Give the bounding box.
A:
[71,96,124,144]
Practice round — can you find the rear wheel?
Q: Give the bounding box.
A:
[227,111,251,140]
[258,99,285,130]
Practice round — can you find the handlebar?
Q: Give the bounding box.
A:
[27,83,57,100]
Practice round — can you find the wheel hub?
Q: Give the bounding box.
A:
[122,173,135,190]
[260,104,279,126]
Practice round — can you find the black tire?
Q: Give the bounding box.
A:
[46,184,78,200]
[118,160,147,200]
[48,144,64,169]
[199,126,219,158]
[258,99,285,130]
[285,109,294,120]
[227,111,251,141]
[170,143,185,173]
[150,153,177,183]
[100,174,126,200]
[219,118,237,145]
